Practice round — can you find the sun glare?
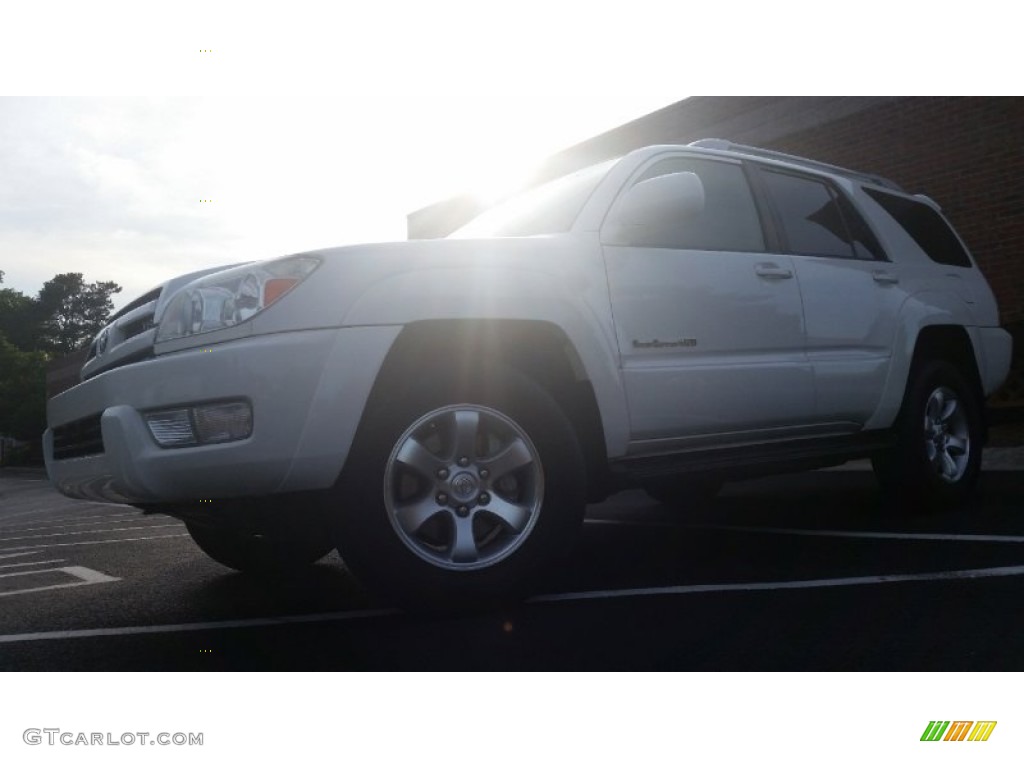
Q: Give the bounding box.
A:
[168,95,573,258]
[461,155,545,209]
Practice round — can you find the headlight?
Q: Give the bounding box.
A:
[156,256,320,343]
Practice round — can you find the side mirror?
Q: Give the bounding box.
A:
[603,171,705,246]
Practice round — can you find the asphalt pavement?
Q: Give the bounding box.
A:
[2,449,1024,670]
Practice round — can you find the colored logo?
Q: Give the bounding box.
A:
[921,721,997,742]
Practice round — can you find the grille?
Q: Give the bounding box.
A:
[112,287,161,321]
[82,348,155,381]
[120,315,155,340]
[52,414,104,459]
[82,293,160,378]
[85,286,162,365]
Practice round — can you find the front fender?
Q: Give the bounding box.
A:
[341,263,632,458]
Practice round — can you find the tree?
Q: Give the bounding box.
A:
[0,271,36,350]
[0,331,46,442]
[0,270,121,464]
[35,273,122,355]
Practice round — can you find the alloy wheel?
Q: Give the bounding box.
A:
[383,404,544,571]
[922,385,970,484]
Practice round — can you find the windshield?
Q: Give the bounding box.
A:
[450,158,618,238]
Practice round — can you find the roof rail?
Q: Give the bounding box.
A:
[688,138,904,192]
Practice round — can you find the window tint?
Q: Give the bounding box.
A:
[864,188,972,267]
[835,193,886,260]
[618,157,765,252]
[762,170,859,258]
[761,169,885,260]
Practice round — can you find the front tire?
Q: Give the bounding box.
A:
[332,369,586,609]
[873,359,983,510]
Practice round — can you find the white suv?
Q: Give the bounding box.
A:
[44,139,1013,606]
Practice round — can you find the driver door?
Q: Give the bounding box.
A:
[601,154,815,444]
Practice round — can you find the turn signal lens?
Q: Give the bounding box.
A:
[145,401,253,448]
[193,402,253,444]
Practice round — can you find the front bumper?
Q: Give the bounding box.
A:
[44,325,399,504]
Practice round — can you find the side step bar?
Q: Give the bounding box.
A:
[611,432,892,482]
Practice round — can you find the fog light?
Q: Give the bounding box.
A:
[194,402,253,444]
[144,401,252,448]
[145,409,197,447]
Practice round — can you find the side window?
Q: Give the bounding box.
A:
[761,169,883,260]
[835,193,886,260]
[864,187,972,267]
[617,157,766,252]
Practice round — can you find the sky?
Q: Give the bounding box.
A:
[0,2,699,309]
[2,92,677,306]
[0,1,1015,311]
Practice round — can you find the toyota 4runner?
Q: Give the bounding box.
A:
[44,139,1014,606]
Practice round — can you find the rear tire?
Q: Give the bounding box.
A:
[332,368,586,610]
[873,359,983,511]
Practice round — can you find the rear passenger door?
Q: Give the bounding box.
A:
[753,166,908,425]
[601,153,815,443]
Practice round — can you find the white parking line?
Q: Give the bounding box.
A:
[0,551,43,560]
[0,533,192,553]
[0,512,144,531]
[585,518,671,527]
[0,568,63,578]
[0,515,148,535]
[0,523,184,544]
[0,503,102,522]
[588,517,1024,545]
[690,524,1024,544]
[1,494,129,513]
[0,565,120,598]
[0,608,397,643]
[0,560,66,570]
[2,563,1024,644]
[529,564,1024,603]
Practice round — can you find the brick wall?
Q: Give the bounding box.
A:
[411,98,1023,326]
[766,97,1024,325]
[46,346,88,399]
[407,96,1024,402]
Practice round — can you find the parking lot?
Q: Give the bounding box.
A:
[3,457,1024,671]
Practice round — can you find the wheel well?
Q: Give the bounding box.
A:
[363,319,611,501]
[909,325,986,439]
[910,325,983,395]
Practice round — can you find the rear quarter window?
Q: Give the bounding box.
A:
[864,188,973,267]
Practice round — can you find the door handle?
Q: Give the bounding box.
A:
[755,263,793,280]
[872,270,899,285]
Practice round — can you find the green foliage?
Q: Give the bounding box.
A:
[0,271,121,463]
[35,273,122,355]
[0,282,36,350]
[0,331,47,442]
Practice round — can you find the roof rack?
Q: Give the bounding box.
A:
[688,139,904,192]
